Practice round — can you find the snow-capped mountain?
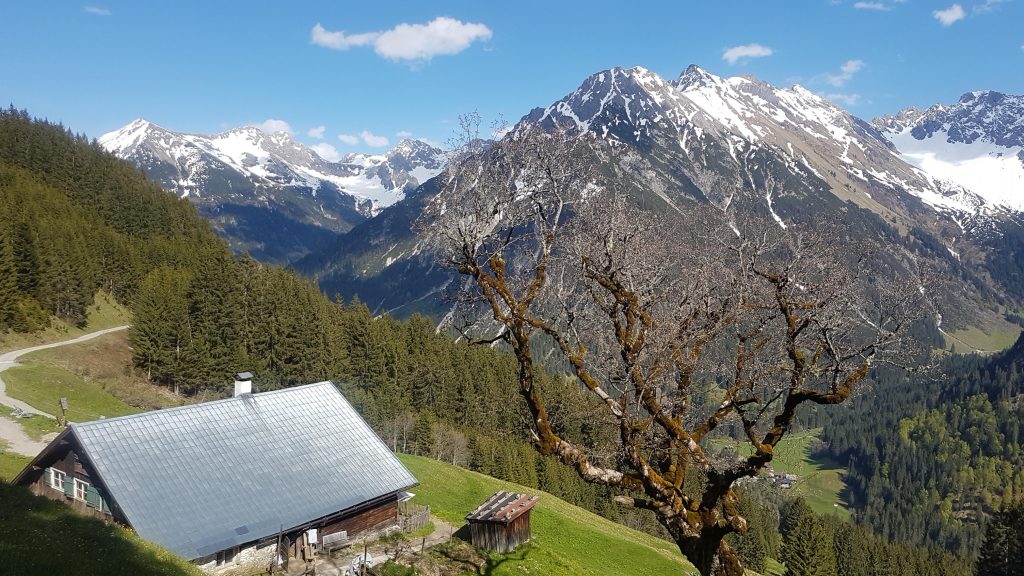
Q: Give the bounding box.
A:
[526,65,991,222]
[99,119,445,262]
[303,65,1022,334]
[873,91,1024,211]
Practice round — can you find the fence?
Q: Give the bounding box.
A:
[397,501,430,533]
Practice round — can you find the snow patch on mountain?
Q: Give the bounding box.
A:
[99,120,446,214]
[874,91,1024,212]
[529,64,992,224]
[887,128,1024,211]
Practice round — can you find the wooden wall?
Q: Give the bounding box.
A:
[21,445,115,523]
[469,512,532,553]
[319,495,399,541]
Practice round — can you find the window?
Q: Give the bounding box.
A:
[73,478,89,501]
[48,468,66,490]
[215,547,238,566]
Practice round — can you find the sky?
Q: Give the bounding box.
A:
[1,0,1022,158]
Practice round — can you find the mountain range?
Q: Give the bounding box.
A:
[873,90,1024,212]
[102,65,1024,344]
[99,120,445,262]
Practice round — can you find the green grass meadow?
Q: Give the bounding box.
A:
[710,428,850,520]
[399,453,700,576]
[0,481,203,576]
[3,362,140,423]
[0,291,130,354]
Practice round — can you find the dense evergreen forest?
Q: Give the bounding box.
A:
[0,111,1001,573]
[823,338,1024,557]
[0,107,225,331]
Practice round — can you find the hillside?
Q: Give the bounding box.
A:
[397,453,700,576]
[0,481,204,576]
[300,66,1024,347]
[0,108,228,337]
[823,336,1024,557]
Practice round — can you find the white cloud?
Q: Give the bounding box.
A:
[722,43,773,65]
[854,2,893,10]
[311,24,379,50]
[83,5,111,15]
[311,143,343,162]
[974,0,1008,14]
[307,125,326,139]
[825,59,865,87]
[826,93,862,106]
[312,17,492,62]
[257,119,293,134]
[360,130,390,147]
[934,4,966,25]
[337,133,359,145]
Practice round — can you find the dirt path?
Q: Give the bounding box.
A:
[0,326,128,457]
[0,416,49,457]
[310,516,456,576]
[0,325,129,418]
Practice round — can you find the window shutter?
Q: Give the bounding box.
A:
[63,476,73,497]
[86,486,101,509]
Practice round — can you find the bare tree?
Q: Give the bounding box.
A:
[433,422,470,466]
[420,120,930,576]
[385,411,416,453]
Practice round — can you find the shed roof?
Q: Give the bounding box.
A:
[66,381,416,560]
[466,491,539,525]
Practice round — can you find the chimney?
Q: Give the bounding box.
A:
[233,372,253,397]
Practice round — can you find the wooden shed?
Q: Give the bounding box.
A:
[465,491,540,553]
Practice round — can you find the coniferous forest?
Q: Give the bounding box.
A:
[822,341,1024,558]
[0,110,1017,575]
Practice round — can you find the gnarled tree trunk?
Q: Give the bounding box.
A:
[679,535,743,576]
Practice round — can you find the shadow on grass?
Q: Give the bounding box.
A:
[0,481,200,576]
[432,536,531,576]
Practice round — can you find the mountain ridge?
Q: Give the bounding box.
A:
[302,64,1023,342]
[872,90,1024,212]
[99,119,445,263]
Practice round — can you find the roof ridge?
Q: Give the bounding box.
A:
[71,380,335,429]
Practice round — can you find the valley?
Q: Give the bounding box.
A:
[3,4,1024,574]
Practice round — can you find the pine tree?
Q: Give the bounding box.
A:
[0,218,18,329]
[976,499,1024,576]
[130,267,192,390]
[187,248,244,389]
[413,412,435,457]
[781,499,837,576]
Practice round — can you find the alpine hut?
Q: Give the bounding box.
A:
[465,491,540,553]
[13,378,418,573]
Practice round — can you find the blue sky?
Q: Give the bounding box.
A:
[1,1,1021,157]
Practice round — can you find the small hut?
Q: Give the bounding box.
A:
[465,491,540,553]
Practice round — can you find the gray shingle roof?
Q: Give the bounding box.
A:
[69,382,416,560]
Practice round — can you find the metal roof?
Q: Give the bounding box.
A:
[68,381,417,560]
[466,491,539,525]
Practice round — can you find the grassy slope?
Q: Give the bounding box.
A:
[0,481,203,576]
[2,328,190,427]
[0,439,31,481]
[710,429,850,520]
[399,453,699,576]
[3,362,140,422]
[943,320,1021,354]
[0,291,130,354]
